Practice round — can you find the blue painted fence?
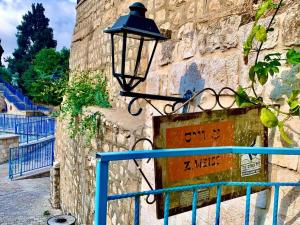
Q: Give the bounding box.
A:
[8,137,55,179]
[0,77,49,111]
[0,114,55,143]
[15,118,56,143]
[0,114,46,132]
[95,146,300,225]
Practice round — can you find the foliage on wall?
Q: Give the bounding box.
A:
[237,0,300,144]
[57,72,110,142]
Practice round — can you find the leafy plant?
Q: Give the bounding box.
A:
[57,72,110,142]
[237,0,300,145]
[28,48,70,105]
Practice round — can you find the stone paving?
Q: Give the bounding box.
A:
[0,163,61,225]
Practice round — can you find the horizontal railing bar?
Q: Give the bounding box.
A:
[107,182,300,201]
[96,146,300,161]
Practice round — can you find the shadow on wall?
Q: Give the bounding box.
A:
[179,62,205,98]
[278,186,300,225]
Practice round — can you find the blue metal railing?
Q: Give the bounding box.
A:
[8,137,55,179]
[0,114,50,132]
[0,114,55,143]
[0,77,49,111]
[95,146,300,225]
[15,118,56,143]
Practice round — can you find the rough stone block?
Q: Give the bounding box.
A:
[155,0,165,9]
[282,3,300,46]
[271,155,299,171]
[157,41,175,66]
[156,9,166,23]
[169,0,186,7]
[169,62,187,95]
[177,22,196,59]
[146,72,160,95]
[197,15,241,54]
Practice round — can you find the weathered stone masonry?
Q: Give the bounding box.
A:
[0,134,19,164]
[54,0,300,224]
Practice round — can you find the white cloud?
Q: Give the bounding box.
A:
[0,0,76,64]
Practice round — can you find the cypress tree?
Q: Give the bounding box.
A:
[7,3,57,91]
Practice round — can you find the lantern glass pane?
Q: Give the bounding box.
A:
[126,36,156,83]
[112,34,123,75]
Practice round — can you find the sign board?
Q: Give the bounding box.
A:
[153,107,268,218]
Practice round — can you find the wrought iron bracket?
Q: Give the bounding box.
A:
[121,87,266,117]
[120,91,190,103]
[120,90,193,116]
[131,138,156,204]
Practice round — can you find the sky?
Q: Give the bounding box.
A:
[0,0,76,63]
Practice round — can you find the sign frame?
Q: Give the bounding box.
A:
[153,106,269,219]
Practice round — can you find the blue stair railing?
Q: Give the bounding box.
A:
[15,118,56,143]
[0,77,49,112]
[95,146,300,225]
[8,137,55,179]
[0,114,55,144]
[0,114,49,132]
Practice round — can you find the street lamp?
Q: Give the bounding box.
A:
[104,2,192,115]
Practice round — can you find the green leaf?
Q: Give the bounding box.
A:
[243,25,260,62]
[270,60,281,67]
[235,86,255,108]
[249,66,256,82]
[255,0,273,21]
[278,122,293,145]
[288,90,300,115]
[264,52,281,61]
[290,100,299,110]
[260,108,278,128]
[255,25,267,42]
[258,69,268,85]
[270,66,279,75]
[286,48,300,65]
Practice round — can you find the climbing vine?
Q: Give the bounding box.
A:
[236,0,300,144]
[56,72,110,142]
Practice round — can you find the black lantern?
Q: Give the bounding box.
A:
[104,2,166,92]
[105,2,192,115]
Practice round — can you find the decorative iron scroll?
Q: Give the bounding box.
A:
[131,138,156,204]
[127,87,261,117]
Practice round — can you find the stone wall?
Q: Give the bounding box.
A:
[55,107,144,225]
[50,162,61,209]
[54,0,300,224]
[0,134,19,164]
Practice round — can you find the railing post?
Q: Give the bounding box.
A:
[14,123,18,134]
[134,196,140,225]
[245,186,251,225]
[191,189,198,225]
[51,139,55,165]
[26,121,29,143]
[20,147,23,176]
[3,113,6,132]
[215,185,222,225]
[8,148,12,179]
[272,186,280,225]
[95,159,109,225]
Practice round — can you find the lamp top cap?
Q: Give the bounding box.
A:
[129,2,147,17]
